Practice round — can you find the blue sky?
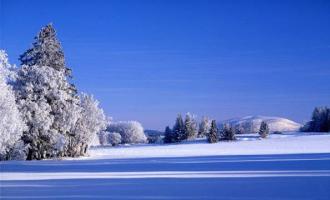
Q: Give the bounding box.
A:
[1,0,330,130]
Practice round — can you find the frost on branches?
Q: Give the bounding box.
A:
[19,23,71,76]
[0,50,25,160]
[14,65,80,160]
[74,93,107,154]
[12,23,106,160]
[107,121,147,144]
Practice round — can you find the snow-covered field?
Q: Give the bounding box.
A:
[1,132,330,199]
[90,132,330,159]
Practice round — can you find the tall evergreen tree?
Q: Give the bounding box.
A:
[259,121,269,138]
[173,114,185,142]
[15,24,82,160]
[164,126,174,143]
[207,120,218,143]
[301,107,330,132]
[19,23,71,76]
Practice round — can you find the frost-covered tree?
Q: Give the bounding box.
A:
[73,93,107,155]
[108,132,122,146]
[198,116,210,138]
[207,120,218,143]
[0,50,25,160]
[259,121,269,138]
[173,114,185,141]
[220,124,236,141]
[14,65,80,160]
[19,23,71,76]
[107,121,147,144]
[184,113,198,140]
[14,24,95,160]
[98,131,109,146]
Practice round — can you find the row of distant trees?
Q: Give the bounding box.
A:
[163,114,270,144]
[162,106,330,145]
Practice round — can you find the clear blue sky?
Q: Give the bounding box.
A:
[1,0,330,130]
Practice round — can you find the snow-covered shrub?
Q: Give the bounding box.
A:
[147,135,163,144]
[108,132,122,146]
[0,50,25,160]
[107,121,147,144]
[259,121,269,138]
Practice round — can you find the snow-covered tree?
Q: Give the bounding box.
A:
[184,113,198,140]
[98,131,108,146]
[73,93,107,155]
[207,120,218,143]
[14,64,80,160]
[0,50,25,160]
[107,121,147,144]
[13,24,106,160]
[198,116,210,138]
[173,114,185,141]
[108,132,122,146]
[19,23,71,76]
[220,124,236,141]
[259,121,269,138]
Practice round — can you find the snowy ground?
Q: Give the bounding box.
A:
[90,132,330,159]
[1,132,330,199]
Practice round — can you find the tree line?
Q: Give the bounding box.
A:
[164,113,271,144]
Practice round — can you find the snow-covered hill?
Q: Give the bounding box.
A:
[220,115,301,133]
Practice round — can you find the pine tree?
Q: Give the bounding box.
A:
[15,24,82,160]
[198,116,210,138]
[173,114,185,142]
[19,23,71,76]
[207,120,218,143]
[164,126,174,143]
[220,124,236,141]
[302,107,330,132]
[259,121,269,138]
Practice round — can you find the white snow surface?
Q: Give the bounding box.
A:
[89,132,330,160]
[1,132,330,199]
